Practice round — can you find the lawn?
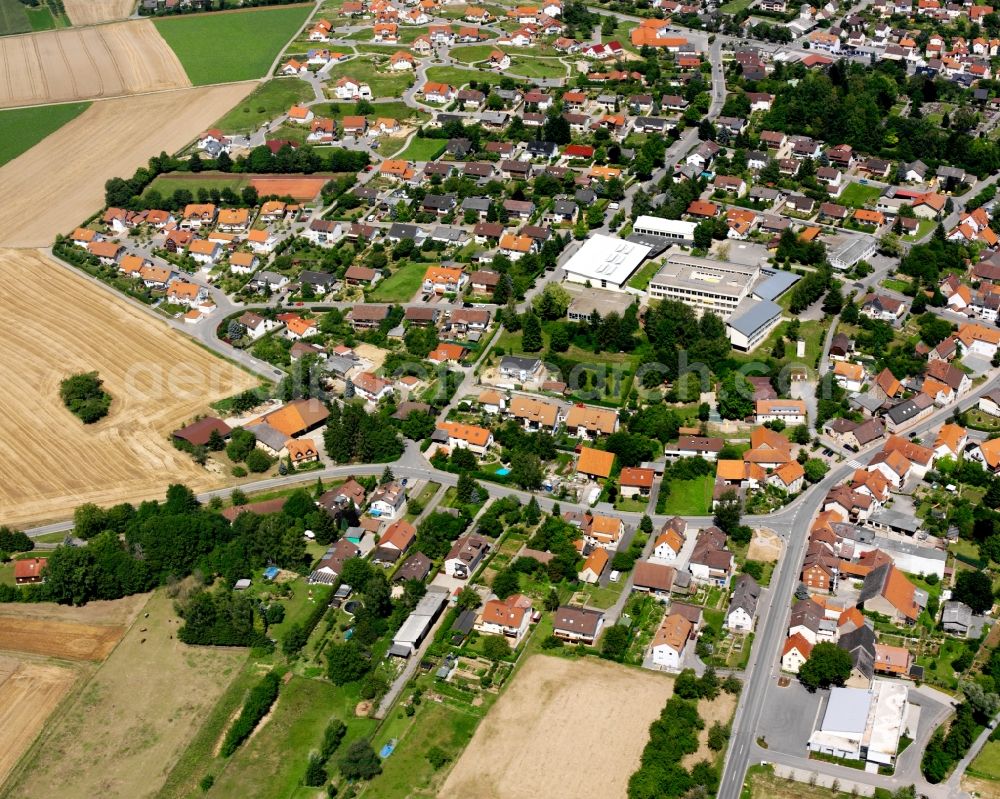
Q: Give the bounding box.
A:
[143,171,250,200]
[882,278,911,293]
[838,181,882,209]
[0,102,90,167]
[450,44,497,63]
[398,136,446,162]
[362,700,481,798]
[327,57,414,97]
[318,100,428,124]
[968,739,1000,781]
[627,260,661,291]
[742,764,854,799]
[425,66,503,88]
[507,57,567,79]
[0,0,31,34]
[615,496,650,512]
[368,261,426,302]
[213,78,314,133]
[154,5,313,84]
[198,676,377,799]
[660,474,714,515]
[721,0,755,11]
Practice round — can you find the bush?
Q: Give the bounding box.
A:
[221,671,281,757]
[199,775,215,792]
[540,634,564,650]
[339,739,382,781]
[304,754,327,787]
[59,371,112,423]
[427,746,450,769]
[245,448,274,473]
[321,719,347,761]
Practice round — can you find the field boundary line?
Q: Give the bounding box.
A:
[0,76,258,111]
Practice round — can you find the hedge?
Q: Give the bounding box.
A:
[221,670,281,757]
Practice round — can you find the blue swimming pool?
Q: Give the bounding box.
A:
[496,467,511,476]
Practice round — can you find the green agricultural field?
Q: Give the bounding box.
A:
[369,261,426,302]
[326,57,414,97]
[398,136,445,162]
[0,0,31,34]
[154,5,313,84]
[425,65,503,88]
[0,102,90,167]
[660,474,714,515]
[25,3,64,30]
[838,181,882,208]
[214,78,314,133]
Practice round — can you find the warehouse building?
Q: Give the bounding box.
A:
[808,681,915,766]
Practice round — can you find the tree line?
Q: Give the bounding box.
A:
[0,484,331,606]
[103,147,370,210]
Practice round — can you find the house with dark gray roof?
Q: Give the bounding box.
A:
[837,624,876,686]
[725,574,761,632]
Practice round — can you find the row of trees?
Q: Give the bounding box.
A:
[1,483,328,606]
[103,147,369,210]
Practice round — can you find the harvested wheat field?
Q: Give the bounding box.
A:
[0,656,77,785]
[0,593,149,628]
[0,617,126,662]
[1,591,247,799]
[747,528,783,562]
[440,655,674,799]
[0,82,253,249]
[64,0,138,26]
[0,21,189,108]
[0,250,257,528]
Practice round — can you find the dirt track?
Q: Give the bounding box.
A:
[0,20,189,108]
[0,659,77,784]
[0,617,125,661]
[439,655,674,799]
[64,0,137,26]
[0,83,254,248]
[0,249,258,528]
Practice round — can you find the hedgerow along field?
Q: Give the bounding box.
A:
[0,102,89,166]
[153,5,313,84]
